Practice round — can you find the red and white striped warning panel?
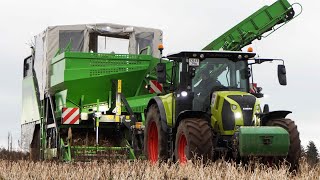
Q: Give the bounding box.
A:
[62,107,80,124]
[149,80,163,94]
[250,83,257,93]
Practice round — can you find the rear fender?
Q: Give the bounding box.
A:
[260,110,292,125]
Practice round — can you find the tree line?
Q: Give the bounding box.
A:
[302,141,319,166]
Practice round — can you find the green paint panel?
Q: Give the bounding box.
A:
[239,126,289,156]
[203,0,294,51]
[50,52,159,108]
[158,93,174,127]
[126,94,155,113]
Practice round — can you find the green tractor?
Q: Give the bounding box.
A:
[144,50,300,168]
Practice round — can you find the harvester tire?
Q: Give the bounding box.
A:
[30,128,40,161]
[144,104,168,162]
[175,118,213,163]
[267,118,301,170]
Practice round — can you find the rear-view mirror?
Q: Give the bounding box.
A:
[278,64,287,85]
[156,63,166,83]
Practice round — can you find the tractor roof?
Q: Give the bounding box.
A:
[166,51,256,61]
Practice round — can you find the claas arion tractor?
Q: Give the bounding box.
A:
[144,50,300,169]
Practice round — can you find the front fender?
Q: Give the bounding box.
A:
[146,96,170,132]
[259,110,292,125]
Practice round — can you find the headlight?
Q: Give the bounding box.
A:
[234,112,242,119]
[181,91,188,97]
[231,104,237,110]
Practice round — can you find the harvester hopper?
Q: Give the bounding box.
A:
[22,23,169,161]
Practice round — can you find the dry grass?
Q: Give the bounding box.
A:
[0,148,28,161]
[0,159,319,179]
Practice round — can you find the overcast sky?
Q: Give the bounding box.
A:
[0,0,319,150]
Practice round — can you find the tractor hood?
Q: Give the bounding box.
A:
[211,91,261,135]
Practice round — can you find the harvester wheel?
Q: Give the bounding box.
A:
[267,118,301,170]
[175,118,213,163]
[30,128,40,161]
[144,104,168,163]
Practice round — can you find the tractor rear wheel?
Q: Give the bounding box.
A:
[175,118,213,163]
[267,118,301,170]
[144,104,168,163]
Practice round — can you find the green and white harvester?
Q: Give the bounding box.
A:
[21,0,301,169]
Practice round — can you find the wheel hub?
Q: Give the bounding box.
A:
[147,121,158,163]
[178,133,187,163]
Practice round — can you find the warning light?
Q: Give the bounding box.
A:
[247,47,253,52]
[135,122,143,129]
[158,44,164,51]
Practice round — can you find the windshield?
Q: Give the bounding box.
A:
[192,58,248,94]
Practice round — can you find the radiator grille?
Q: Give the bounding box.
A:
[228,95,256,126]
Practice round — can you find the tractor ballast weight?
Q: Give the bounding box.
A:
[239,126,289,157]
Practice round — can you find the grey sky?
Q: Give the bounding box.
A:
[0,0,319,150]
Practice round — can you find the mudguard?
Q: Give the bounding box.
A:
[259,110,292,125]
[146,96,169,132]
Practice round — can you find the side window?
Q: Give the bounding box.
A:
[23,56,32,78]
[136,32,154,55]
[236,62,248,89]
[217,66,230,86]
[59,30,84,52]
[236,70,242,88]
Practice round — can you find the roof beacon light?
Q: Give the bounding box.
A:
[247,47,253,52]
[158,44,164,51]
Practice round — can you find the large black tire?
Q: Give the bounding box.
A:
[267,118,301,170]
[175,118,213,163]
[30,128,40,161]
[144,104,168,162]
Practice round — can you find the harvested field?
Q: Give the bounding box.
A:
[0,160,319,179]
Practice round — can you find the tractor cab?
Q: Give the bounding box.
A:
[157,51,288,113]
[157,51,256,113]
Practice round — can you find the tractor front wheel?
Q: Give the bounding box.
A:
[267,118,301,170]
[144,104,168,163]
[175,118,213,163]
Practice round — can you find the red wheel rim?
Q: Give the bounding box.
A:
[147,121,158,163]
[178,133,187,163]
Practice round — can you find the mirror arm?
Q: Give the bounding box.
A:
[250,58,285,65]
